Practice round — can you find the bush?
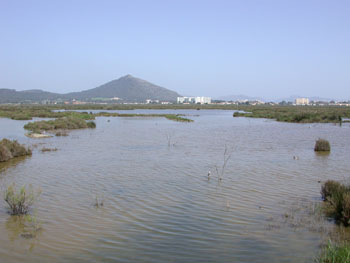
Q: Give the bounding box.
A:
[315,139,331,152]
[0,139,32,162]
[321,180,350,225]
[4,184,40,215]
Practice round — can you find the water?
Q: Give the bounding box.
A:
[1,110,350,262]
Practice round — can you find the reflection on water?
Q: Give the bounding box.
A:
[0,110,350,263]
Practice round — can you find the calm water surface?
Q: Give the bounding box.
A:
[0,110,350,263]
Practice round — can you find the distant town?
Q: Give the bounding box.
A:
[4,96,350,107]
[38,96,349,107]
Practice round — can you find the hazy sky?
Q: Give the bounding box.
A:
[0,0,349,100]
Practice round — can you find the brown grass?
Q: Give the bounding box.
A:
[0,139,32,162]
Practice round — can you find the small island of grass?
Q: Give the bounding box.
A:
[24,116,97,133]
[95,112,193,122]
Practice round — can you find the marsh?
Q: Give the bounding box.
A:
[0,109,350,263]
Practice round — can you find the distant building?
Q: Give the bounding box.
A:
[146,99,159,104]
[295,98,309,105]
[177,96,211,104]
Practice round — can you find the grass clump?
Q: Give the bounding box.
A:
[321,180,346,201]
[321,180,350,226]
[0,139,32,162]
[164,114,193,122]
[317,241,350,263]
[4,184,40,215]
[315,139,331,152]
[41,147,58,152]
[55,131,68,136]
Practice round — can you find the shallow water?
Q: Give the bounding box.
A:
[0,110,350,263]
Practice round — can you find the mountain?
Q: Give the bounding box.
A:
[0,75,180,103]
[65,75,180,102]
[217,94,265,102]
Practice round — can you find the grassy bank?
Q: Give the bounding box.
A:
[0,139,32,162]
[316,180,350,262]
[0,105,95,120]
[233,105,350,123]
[318,242,350,263]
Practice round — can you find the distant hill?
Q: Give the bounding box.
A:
[217,94,337,103]
[217,94,265,102]
[0,89,61,103]
[65,75,180,102]
[0,75,180,103]
[276,95,335,103]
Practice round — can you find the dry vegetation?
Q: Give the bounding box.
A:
[0,139,32,162]
[4,184,41,215]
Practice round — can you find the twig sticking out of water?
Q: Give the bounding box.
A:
[215,145,233,181]
[165,132,177,147]
[94,195,104,208]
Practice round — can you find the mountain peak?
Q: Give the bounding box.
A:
[120,74,134,79]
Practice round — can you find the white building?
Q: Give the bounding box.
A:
[177,96,211,104]
[295,98,310,105]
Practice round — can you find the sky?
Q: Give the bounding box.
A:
[0,0,349,100]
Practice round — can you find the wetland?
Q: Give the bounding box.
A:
[0,106,350,262]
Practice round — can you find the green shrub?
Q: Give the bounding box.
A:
[315,139,331,152]
[4,184,40,215]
